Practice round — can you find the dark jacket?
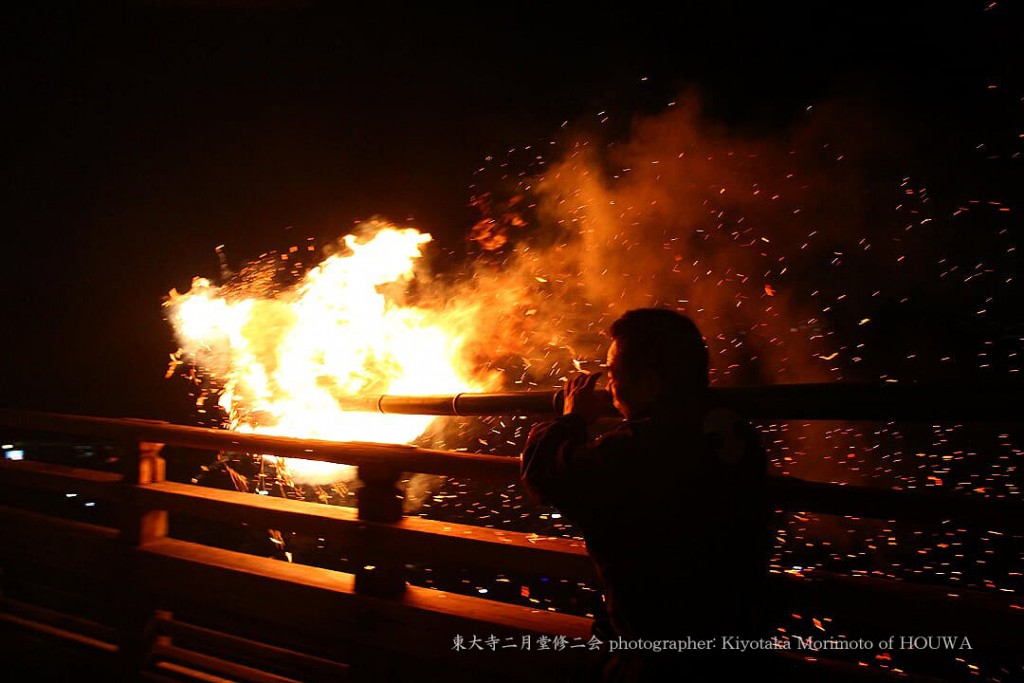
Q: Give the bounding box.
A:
[521,399,770,641]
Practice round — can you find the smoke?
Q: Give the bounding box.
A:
[417,92,943,485]
[439,95,905,388]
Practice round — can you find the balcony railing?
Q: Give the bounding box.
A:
[0,383,1020,682]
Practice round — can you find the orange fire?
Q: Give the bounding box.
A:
[165,223,496,483]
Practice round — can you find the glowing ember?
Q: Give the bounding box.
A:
[165,224,495,483]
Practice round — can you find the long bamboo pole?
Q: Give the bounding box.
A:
[333,383,1023,421]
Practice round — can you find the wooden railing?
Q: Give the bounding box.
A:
[0,383,1021,682]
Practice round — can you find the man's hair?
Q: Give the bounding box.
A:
[609,308,709,391]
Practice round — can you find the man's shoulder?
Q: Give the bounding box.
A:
[702,407,765,467]
[525,413,586,440]
[583,422,635,460]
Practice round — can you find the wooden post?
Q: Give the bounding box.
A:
[118,439,167,681]
[122,441,167,543]
[351,463,407,682]
[354,463,405,597]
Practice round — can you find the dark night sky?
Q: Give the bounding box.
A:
[1,2,1020,419]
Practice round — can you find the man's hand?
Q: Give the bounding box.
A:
[563,371,604,424]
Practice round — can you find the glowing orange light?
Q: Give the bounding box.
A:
[166,224,497,483]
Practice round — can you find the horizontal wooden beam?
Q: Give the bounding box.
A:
[0,610,118,654]
[768,477,1024,531]
[2,436,1018,533]
[772,569,1023,649]
[0,598,118,651]
[138,539,592,680]
[0,459,122,501]
[138,539,1021,673]
[163,618,350,683]
[721,382,1024,421]
[134,481,1021,645]
[137,481,361,536]
[150,643,305,683]
[137,482,597,582]
[0,410,518,480]
[139,474,1022,570]
[142,537,592,644]
[1,410,1021,532]
[0,506,123,578]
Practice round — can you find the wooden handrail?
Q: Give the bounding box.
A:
[1,409,1021,530]
[0,409,519,480]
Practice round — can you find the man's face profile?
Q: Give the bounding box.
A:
[606,341,624,415]
[606,340,659,419]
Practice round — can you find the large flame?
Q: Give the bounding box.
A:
[166,224,491,483]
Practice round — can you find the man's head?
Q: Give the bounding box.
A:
[606,308,709,419]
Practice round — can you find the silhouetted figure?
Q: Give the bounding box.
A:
[521,309,770,682]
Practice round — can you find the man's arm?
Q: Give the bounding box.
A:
[520,413,589,507]
[519,371,617,518]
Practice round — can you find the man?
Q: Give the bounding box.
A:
[521,308,771,681]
